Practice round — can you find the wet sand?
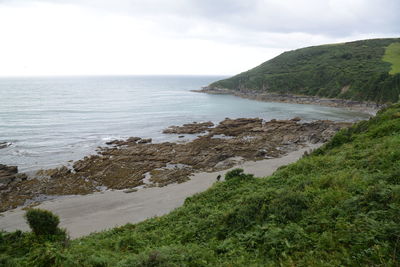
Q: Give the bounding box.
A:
[0,144,319,239]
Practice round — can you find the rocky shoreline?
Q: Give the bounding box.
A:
[0,117,351,212]
[193,87,383,115]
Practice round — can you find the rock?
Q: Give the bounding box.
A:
[36,166,71,178]
[15,173,28,182]
[163,121,214,134]
[138,138,152,144]
[291,117,301,122]
[0,164,21,184]
[106,137,141,146]
[127,137,142,143]
[123,188,138,193]
[0,142,10,149]
[210,118,263,136]
[309,134,321,144]
[72,160,90,172]
[214,160,235,169]
[106,140,118,145]
[256,149,267,157]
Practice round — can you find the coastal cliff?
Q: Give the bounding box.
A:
[206,38,400,104]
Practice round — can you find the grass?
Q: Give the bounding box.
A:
[1,103,400,266]
[383,42,400,75]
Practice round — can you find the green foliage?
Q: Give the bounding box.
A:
[0,229,71,266]
[383,42,400,74]
[2,104,400,266]
[117,245,216,267]
[0,253,18,267]
[224,168,254,181]
[0,230,34,258]
[28,242,70,267]
[25,209,62,237]
[210,38,400,103]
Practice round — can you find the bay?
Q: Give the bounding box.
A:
[0,75,369,172]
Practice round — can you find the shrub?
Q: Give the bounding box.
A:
[29,242,69,267]
[218,193,269,238]
[224,168,253,181]
[24,209,61,236]
[269,191,308,222]
[0,254,18,267]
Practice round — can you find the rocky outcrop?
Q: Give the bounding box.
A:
[163,121,214,134]
[210,118,263,136]
[0,164,27,187]
[138,138,152,144]
[105,137,152,146]
[0,118,351,212]
[0,164,18,185]
[0,142,11,149]
[106,137,142,146]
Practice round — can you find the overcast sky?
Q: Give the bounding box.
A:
[0,0,399,76]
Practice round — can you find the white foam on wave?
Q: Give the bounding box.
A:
[101,136,125,142]
[11,149,37,156]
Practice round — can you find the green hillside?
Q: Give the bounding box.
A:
[2,103,400,266]
[383,42,400,75]
[210,38,400,103]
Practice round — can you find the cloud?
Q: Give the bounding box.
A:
[2,0,399,40]
[0,0,398,76]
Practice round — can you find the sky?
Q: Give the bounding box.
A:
[0,0,399,76]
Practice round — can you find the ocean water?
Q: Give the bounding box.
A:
[0,75,370,172]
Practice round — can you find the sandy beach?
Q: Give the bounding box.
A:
[0,144,319,239]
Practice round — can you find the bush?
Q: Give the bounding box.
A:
[24,209,61,236]
[29,242,69,267]
[224,168,253,181]
[0,254,18,267]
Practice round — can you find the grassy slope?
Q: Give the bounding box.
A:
[2,104,400,266]
[383,42,400,75]
[210,38,400,103]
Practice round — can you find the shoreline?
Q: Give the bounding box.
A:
[0,117,350,213]
[0,144,320,239]
[193,87,383,115]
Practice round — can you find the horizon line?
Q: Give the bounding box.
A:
[0,73,232,79]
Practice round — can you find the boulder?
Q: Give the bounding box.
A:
[0,142,10,149]
[291,117,301,122]
[106,137,142,146]
[138,138,152,144]
[0,164,18,184]
[163,121,214,134]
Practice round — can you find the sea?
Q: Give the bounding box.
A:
[0,75,370,173]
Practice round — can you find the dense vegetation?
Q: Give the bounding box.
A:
[210,38,400,103]
[2,103,400,266]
